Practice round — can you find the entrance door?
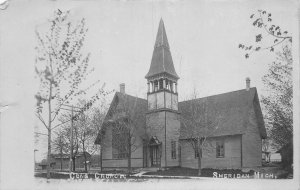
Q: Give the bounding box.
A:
[150,145,160,167]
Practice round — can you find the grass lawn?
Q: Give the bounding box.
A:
[34,165,291,179]
[143,167,255,177]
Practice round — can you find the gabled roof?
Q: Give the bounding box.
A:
[179,87,267,139]
[145,19,179,79]
[94,92,147,144]
[95,88,267,144]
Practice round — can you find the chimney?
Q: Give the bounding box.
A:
[246,77,250,91]
[120,83,125,94]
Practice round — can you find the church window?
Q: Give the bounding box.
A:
[195,149,200,158]
[112,124,129,159]
[216,141,225,158]
[166,80,169,90]
[159,79,163,90]
[171,141,176,159]
[154,80,158,92]
[170,81,173,92]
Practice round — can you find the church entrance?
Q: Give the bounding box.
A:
[148,136,161,167]
[150,145,160,167]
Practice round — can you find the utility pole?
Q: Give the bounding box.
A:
[34,149,38,171]
[61,104,89,173]
[70,105,74,172]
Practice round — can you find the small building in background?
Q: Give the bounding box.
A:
[38,152,92,171]
[276,141,293,167]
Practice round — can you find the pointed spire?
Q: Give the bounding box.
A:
[145,19,179,79]
[154,18,170,49]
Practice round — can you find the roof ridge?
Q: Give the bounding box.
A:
[115,91,147,102]
[179,87,257,103]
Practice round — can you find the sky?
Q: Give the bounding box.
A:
[0,0,298,180]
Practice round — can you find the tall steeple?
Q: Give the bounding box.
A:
[145,19,179,112]
[145,19,179,80]
[145,20,181,169]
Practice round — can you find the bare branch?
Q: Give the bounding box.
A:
[36,113,49,129]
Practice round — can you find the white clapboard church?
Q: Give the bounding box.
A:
[95,19,267,169]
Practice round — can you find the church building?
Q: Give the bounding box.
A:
[95,19,267,169]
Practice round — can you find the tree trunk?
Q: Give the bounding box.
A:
[60,145,63,171]
[46,82,52,179]
[84,154,87,172]
[72,157,76,172]
[83,142,87,172]
[47,128,51,179]
[100,146,102,172]
[127,141,131,173]
[198,148,202,176]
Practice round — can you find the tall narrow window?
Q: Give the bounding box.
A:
[154,80,158,92]
[195,149,200,158]
[159,79,163,90]
[171,141,176,159]
[112,124,129,159]
[166,80,169,90]
[216,141,225,158]
[170,81,173,92]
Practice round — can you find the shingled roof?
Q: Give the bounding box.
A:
[94,92,148,144]
[95,88,267,145]
[179,87,267,139]
[145,19,179,79]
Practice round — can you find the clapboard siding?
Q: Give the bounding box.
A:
[102,159,143,168]
[180,135,241,169]
[242,106,262,167]
[166,112,180,167]
[101,124,144,168]
[102,126,112,160]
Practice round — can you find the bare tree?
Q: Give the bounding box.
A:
[180,92,224,176]
[52,129,69,171]
[74,100,96,172]
[34,10,105,178]
[54,114,80,171]
[90,105,107,170]
[52,100,107,172]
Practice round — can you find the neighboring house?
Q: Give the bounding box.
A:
[38,159,55,170]
[269,153,282,163]
[47,152,92,170]
[95,19,267,169]
[276,141,293,166]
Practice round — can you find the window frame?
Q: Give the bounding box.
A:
[112,124,129,159]
[195,149,200,158]
[216,140,225,158]
[171,141,176,159]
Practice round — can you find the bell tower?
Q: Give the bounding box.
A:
[145,19,180,168]
[145,19,179,111]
